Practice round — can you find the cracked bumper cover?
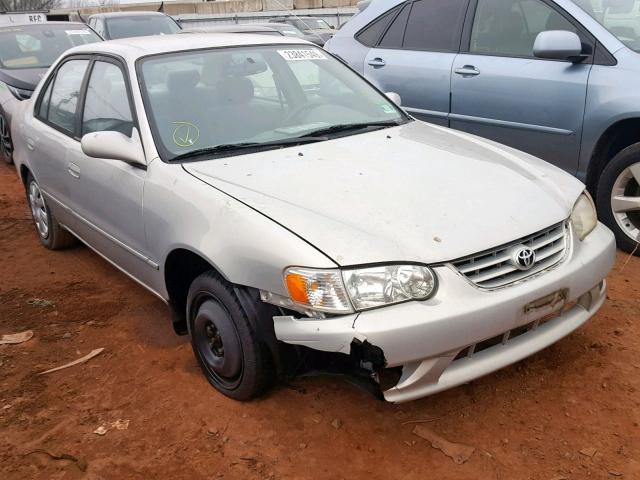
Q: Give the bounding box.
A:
[273,223,616,403]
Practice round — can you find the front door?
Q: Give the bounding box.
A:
[450,0,593,173]
[363,0,469,126]
[68,58,154,283]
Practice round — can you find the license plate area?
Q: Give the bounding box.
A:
[522,288,568,323]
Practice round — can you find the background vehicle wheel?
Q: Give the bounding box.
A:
[187,271,275,400]
[25,174,76,250]
[597,144,640,255]
[0,113,13,164]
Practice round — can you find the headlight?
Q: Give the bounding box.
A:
[343,265,437,310]
[284,264,438,314]
[571,191,597,240]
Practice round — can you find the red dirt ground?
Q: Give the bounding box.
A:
[0,162,638,480]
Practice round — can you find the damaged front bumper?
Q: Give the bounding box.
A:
[273,223,616,403]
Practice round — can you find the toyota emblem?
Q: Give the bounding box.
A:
[512,246,536,271]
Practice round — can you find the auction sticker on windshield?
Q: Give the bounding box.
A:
[278,49,326,61]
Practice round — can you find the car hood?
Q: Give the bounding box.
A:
[184,121,584,266]
[0,67,47,91]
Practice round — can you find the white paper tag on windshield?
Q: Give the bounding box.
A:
[66,30,92,35]
[278,49,327,61]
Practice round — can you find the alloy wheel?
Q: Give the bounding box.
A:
[611,162,640,243]
[28,181,49,239]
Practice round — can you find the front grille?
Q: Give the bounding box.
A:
[451,222,568,289]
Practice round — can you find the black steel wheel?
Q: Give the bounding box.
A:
[187,271,275,400]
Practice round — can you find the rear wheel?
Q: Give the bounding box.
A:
[25,174,76,250]
[597,144,640,255]
[187,271,275,400]
[0,113,13,164]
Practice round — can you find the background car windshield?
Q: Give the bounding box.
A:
[295,19,331,30]
[140,45,405,160]
[106,16,181,39]
[572,0,640,51]
[0,25,100,69]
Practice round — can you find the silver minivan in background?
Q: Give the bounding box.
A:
[327,0,640,254]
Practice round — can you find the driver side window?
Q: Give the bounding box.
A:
[82,61,134,137]
[470,0,579,57]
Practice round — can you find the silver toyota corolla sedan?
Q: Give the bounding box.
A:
[12,34,616,403]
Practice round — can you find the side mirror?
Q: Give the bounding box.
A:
[81,129,145,167]
[533,30,584,62]
[330,25,335,29]
[385,91,402,107]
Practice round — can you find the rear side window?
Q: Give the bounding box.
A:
[355,5,402,47]
[42,59,89,135]
[378,4,411,49]
[403,0,468,52]
[356,0,468,52]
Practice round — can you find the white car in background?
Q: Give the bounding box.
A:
[12,34,615,402]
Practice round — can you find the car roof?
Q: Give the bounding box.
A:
[63,32,310,61]
[0,21,90,29]
[88,12,170,19]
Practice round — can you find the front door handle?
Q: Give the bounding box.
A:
[26,140,35,151]
[67,162,80,179]
[454,65,480,77]
[367,57,386,68]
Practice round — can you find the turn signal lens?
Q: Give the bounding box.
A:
[284,268,353,314]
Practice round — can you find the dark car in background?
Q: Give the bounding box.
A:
[87,11,181,40]
[0,22,101,163]
[268,16,335,45]
[255,21,325,45]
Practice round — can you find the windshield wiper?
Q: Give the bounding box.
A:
[170,136,326,162]
[300,120,402,138]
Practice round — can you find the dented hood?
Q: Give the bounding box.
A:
[184,121,584,266]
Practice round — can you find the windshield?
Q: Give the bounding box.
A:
[106,15,181,40]
[139,45,407,161]
[0,24,100,70]
[293,18,332,30]
[571,0,640,51]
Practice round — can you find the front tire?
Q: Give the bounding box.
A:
[597,144,640,255]
[25,174,76,250]
[187,271,275,400]
[0,113,13,164]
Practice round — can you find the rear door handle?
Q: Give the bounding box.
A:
[67,162,80,179]
[26,140,35,151]
[454,65,480,77]
[367,57,386,68]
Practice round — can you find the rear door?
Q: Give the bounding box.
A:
[362,0,469,126]
[29,58,90,227]
[450,0,594,173]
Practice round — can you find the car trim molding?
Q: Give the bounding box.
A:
[449,113,574,136]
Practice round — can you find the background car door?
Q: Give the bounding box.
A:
[28,58,90,227]
[66,59,154,283]
[362,0,469,126]
[450,0,594,173]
